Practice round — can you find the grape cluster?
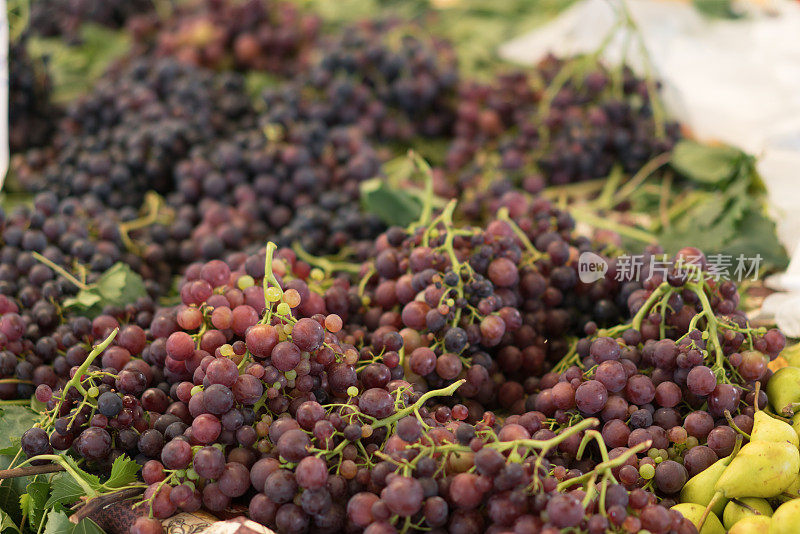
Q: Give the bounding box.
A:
[8,39,60,153]
[529,247,784,495]
[260,19,459,142]
[137,0,320,75]
[29,0,154,40]
[15,57,253,209]
[0,191,165,397]
[446,56,681,222]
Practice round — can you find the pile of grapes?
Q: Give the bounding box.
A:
[4,2,797,534]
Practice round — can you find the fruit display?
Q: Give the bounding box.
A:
[2,2,798,534]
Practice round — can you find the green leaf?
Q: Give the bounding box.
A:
[95,263,146,306]
[42,510,72,534]
[0,455,28,526]
[720,209,790,271]
[360,178,423,227]
[693,0,740,19]
[45,459,101,508]
[104,455,139,489]
[64,262,147,318]
[670,140,743,185]
[27,24,131,104]
[0,510,20,534]
[0,406,40,451]
[45,475,85,508]
[72,519,105,534]
[22,480,51,529]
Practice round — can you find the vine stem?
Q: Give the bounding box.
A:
[46,329,118,425]
[14,455,99,498]
[31,252,89,290]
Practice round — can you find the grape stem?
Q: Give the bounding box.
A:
[43,329,118,428]
[14,454,99,498]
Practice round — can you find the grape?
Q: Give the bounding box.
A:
[265,470,298,504]
[161,438,192,470]
[295,456,328,490]
[218,462,250,498]
[545,493,584,528]
[194,446,226,480]
[449,473,483,510]
[381,476,423,516]
[131,517,163,534]
[192,414,222,444]
[574,380,608,414]
[653,460,687,494]
[21,428,52,458]
[75,428,111,461]
[686,366,716,396]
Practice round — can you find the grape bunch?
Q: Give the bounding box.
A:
[125,121,385,268]
[261,19,459,142]
[528,247,784,494]
[0,191,166,399]
[29,0,154,40]
[446,56,682,223]
[137,0,320,75]
[15,57,253,209]
[8,39,60,153]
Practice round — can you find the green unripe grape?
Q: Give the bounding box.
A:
[639,464,655,479]
[87,386,99,398]
[237,275,255,289]
[347,386,359,397]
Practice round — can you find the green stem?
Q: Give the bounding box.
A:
[15,455,99,498]
[496,207,543,262]
[31,252,89,290]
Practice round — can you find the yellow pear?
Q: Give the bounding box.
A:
[671,503,725,534]
[680,456,731,517]
[769,499,800,534]
[729,515,772,534]
[751,410,799,447]
[715,440,800,499]
[767,366,800,416]
[722,497,773,529]
[792,413,800,443]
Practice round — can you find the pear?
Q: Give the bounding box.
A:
[767,366,800,416]
[751,410,800,447]
[729,515,772,534]
[722,497,773,529]
[769,499,800,534]
[680,455,732,517]
[671,503,725,534]
[714,440,800,499]
[792,413,800,443]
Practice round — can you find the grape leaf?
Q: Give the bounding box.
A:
[72,519,105,534]
[0,406,40,450]
[42,510,72,534]
[0,510,20,534]
[104,455,139,489]
[0,455,27,526]
[45,461,101,509]
[64,262,147,318]
[45,475,86,508]
[670,140,743,185]
[360,178,423,227]
[21,480,50,529]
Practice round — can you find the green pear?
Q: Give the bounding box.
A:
[779,475,800,501]
[769,499,800,534]
[792,413,800,443]
[751,410,799,447]
[679,456,731,517]
[715,440,800,499]
[767,366,800,416]
[729,515,772,534]
[671,503,725,534]
[722,497,773,529]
